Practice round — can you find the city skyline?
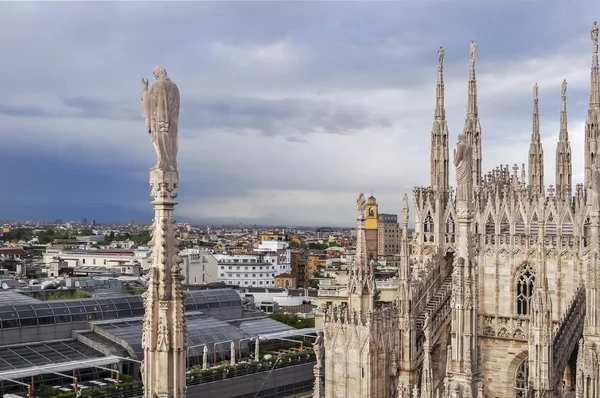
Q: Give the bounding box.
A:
[0,1,597,227]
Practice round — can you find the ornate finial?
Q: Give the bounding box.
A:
[592,21,598,49]
[533,83,539,101]
[469,40,478,65]
[438,46,444,69]
[562,79,567,97]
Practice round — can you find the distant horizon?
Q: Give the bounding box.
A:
[0,218,360,230]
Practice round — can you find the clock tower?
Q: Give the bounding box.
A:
[365,195,378,260]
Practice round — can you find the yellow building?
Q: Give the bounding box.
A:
[274,273,296,289]
[306,254,326,276]
[258,230,290,242]
[365,195,378,260]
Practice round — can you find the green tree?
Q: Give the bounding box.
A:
[268,313,315,329]
[132,230,151,246]
[1,228,34,242]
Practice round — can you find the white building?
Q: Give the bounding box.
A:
[215,254,278,287]
[253,240,292,275]
[43,248,150,273]
[179,247,218,285]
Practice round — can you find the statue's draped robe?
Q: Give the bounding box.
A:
[142,78,180,172]
[454,142,473,202]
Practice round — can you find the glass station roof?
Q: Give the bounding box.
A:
[0,340,104,372]
[95,314,293,360]
[0,288,243,329]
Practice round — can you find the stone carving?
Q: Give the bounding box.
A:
[357,193,367,219]
[438,46,444,68]
[533,82,538,100]
[562,78,567,97]
[469,40,477,65]
[314,330,325,366]
[592,21,598,46]
[454,134,473,202]
[588,165,600,210]
[156,312,169,351]
[141,67,180,172]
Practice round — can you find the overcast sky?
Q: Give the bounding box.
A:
[0,1,597,227]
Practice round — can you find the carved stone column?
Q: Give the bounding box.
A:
[141,168,187,398]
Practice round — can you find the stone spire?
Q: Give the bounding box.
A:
[585,21,600,187]
[528,230,553,394]
[446,144,482,395]
[140,68,187,398]
[430,46,450,197]
[528,83,545,197]
[463,40,482,190]
[348,193,375,318]
[556,79,572,201]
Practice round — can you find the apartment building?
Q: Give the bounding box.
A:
[179,247,218,285]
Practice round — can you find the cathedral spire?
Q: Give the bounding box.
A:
[556,79,572,200]
[348,193,375,317]
[528,83,545,196]
[463,40,482,189]
[591,21,599,108]
[430,46,450,195]
[585,21,600,187]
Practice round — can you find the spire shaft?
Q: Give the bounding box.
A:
[430,46,450,195]
[435,46,445,120]
[467,40,478,117]
[462,40,482,188]
[591,21,599,107]
[532,83,540,141]
[560,79,568,141]
[528,83,544,196]
[556,79,572,201]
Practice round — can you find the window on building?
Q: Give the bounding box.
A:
[514,358,529,398]
[516,264,535,316]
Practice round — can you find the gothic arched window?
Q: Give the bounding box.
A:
[516,264,535,316]
[515,358,529,398]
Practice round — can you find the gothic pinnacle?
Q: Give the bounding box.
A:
[467,40,478,117]
[435,45,445,120]
[591,21,599,107]
[532,83,540,142]
[560,79,568,141]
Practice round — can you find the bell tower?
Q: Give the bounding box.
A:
[365,195,379,261]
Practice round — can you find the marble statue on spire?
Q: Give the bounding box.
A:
[454,134,473,202]
[533,82,539,100]
[469,40,478,65]
[592,21,598,45]
[141,67,181,172]
[438,46,444,68]
[357,193,367,219]
[562,79,567,97]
